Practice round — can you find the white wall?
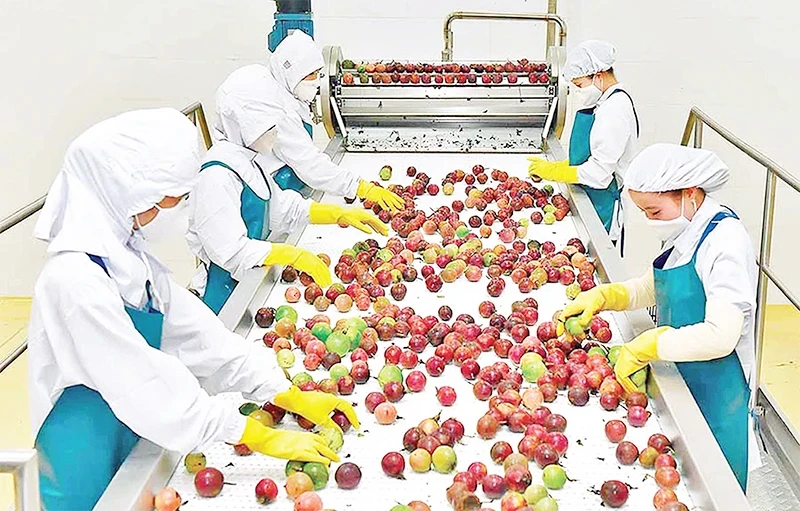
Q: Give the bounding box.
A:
[0,0,277,293]
[1,0,798,301]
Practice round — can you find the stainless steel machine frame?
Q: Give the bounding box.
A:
[320,12,569,150]
[681,107,800,499]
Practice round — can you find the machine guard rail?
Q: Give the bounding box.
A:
[0,102,213,377]
[681,107,800,496]
[442,11,567,61]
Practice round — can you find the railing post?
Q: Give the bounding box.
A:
[693,117,704,148]
[754,169,778,392]
[546,0,558,49]
[0,450,40,511]
[195,105,213,150]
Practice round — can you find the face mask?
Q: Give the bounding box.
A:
[135,200,189,243]
[249,128,278,154]
[571,76,603,108]
[293,78,320,103]
[645,195,693,242]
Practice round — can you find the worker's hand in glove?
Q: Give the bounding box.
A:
[263,244,332,288]
[614,326,671,394]
[309,202,388,236]
[527,157,579,184]
[558,283,630,335]
[356,180,405,212]
[274,386,360,433]
[239,417,339,466]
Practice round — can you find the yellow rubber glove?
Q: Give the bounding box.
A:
[614,326,672,394]
[356,180,405,212]
[274,386,360,433]
[557,283,630,335]
[309,202,389,236]
[263,243,332,288]
[527,157,579,184]
[239,417,339,465]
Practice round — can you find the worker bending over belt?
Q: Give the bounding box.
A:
[258,31,403,212]
[561,143,758,491]
[29,109,359,511]
[188,65,387,313]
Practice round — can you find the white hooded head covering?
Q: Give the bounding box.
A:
[625,143,730,193]
[268,31,324,122]
[214,64,285,147]
[563,40,617,81]
[34,108,201,310]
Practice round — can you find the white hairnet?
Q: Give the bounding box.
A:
[563,40,617,81]
[214,64,286,148]
[625,143,730,193]
[268,31,324,94]
[35,108,201,308]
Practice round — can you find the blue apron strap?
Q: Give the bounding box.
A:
[609,88,640,136]
[202,159,273,240]
[87,254,156,312]
[88,254,109,275]
[201,160,245,182]
[253,160,274,240]
[692,209,738,260]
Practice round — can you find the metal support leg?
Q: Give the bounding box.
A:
[754,170,777,395]
[0,450,40,511]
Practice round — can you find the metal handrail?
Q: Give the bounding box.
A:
[442,11,567,61]
[0,102,213,375]
[0,450,39,511]
[0,195,46,236]
[680,106,800,395]
[181,101,213,150]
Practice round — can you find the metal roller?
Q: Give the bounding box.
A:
[321,52,565,153]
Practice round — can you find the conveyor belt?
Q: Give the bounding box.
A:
[165,153,699,510]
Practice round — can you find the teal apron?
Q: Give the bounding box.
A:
[653,209,750,491]
[200,159,272,314]
[569,88,639,239]
[36,254,164,511]
[273,121,313,197]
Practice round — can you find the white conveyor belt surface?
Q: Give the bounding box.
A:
[166,153,696,511]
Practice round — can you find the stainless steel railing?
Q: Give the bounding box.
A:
[441,10,567,61]
[0,450,39,511]
[680,107,800,391]
[0,102,213,376]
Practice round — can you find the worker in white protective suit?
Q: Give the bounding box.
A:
[29,108,359,511]
[560,143,759,492]
[527,40,639,254]
[188,64,388,313]
[261,30,404,210]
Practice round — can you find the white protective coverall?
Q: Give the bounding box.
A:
[29,108,291,454]
[262,31,362,197]
[187,64,313,294]
[564,40,639,241]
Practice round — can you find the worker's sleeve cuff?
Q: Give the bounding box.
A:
[622,269,656,310]
[656,300,743,361]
